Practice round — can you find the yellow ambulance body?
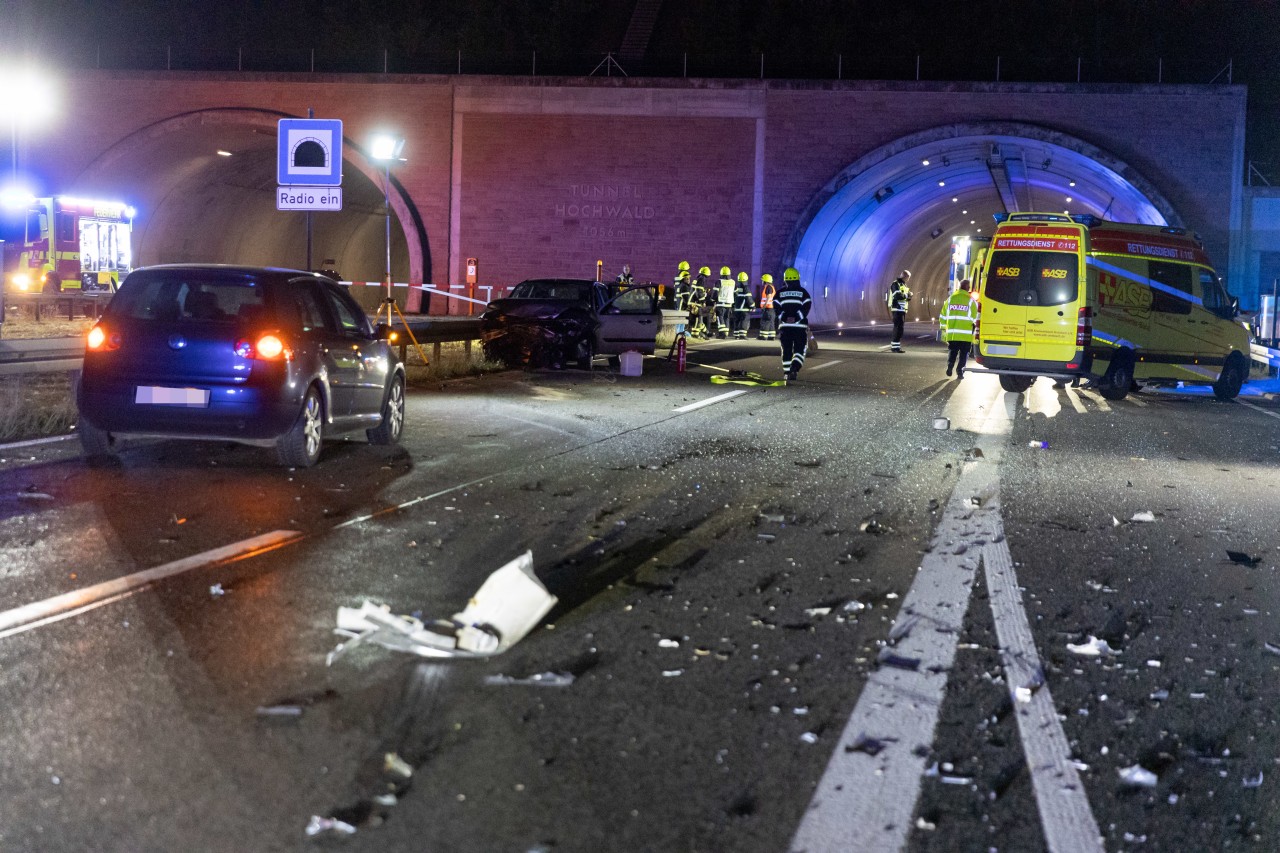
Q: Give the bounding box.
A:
[975,213,1249,401]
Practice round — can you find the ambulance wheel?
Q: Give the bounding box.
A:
[1213,353,1246,401]
[1099,350,1135,401]
[999,374,1033,393]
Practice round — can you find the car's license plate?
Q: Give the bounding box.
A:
[135,386,210,407]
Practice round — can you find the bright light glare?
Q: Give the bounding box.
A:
[0,67,56,126]
[0,186,35,209]
[86,325,106,349]
[256,334,285,359]
[370,134,405,161]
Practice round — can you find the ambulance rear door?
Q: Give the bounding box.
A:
[980,249,1081,364]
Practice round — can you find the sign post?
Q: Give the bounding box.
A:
[277,118,343,270]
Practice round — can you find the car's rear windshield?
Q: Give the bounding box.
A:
[510,280,594,303]
[983,251,1079,307]
[109,270,269,323]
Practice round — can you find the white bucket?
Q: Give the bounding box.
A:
[619,350,644,377]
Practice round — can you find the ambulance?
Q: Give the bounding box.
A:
[974,213,1249,401]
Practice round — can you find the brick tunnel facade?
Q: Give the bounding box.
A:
[24,71,1246,317]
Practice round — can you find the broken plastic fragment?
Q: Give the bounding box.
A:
[799,732,819,744]
[1118,764,1158,787]
[1244,772,1264,789]
[1226,550,1262,567]
[661,669,684,677]
[305,815,357,837]
[1066,635,1117,657]
[876,647,922,671]
[804,607,832,618]
[383,752,414,781]
[1130,511,1156,523]
[255,704,303,718]
[842,600,867,613]
[658,638,680,648]
[209,583,225,597]
[1264,642,1280,657]
[484,672,575,687]
[846,732,891,756]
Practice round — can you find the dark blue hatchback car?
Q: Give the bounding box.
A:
[76,265,406,467]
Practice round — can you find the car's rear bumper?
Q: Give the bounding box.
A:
[77,378,304,441]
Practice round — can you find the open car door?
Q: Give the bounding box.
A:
[596,285,661,355]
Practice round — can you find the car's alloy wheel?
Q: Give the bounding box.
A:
[276,387,323,467]
[367,376,405,445]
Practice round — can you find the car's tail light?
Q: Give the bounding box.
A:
[1076,305,1092,347]
[86,323,120,352]
[234,333,291,360]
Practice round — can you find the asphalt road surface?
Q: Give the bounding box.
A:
[2,323,1279,853]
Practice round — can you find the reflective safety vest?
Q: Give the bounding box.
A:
[717,277,735,307]
[759,282,775,309]
[941,291,976,343]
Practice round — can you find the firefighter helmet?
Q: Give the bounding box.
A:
[719,265,731,277]
[699,266,711,276]
[678,260,690,272]
[737,271,748,282]
[783,267,800,281]
[761,273,773,283]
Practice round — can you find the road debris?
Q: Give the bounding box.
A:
[876,647,922,671]
[1118,764,1158,788]
[658,638,681,648]
[1226,550,1262,567]
[1264,642,1280,657]
[932,417,950,430]
[800,732,819,744]
[255,704,303,718]
[845,732,894,756]
[483,671,575,687]
[16,490,55,502]
[1244,772,1265,789]
[1130,511,1156,523]
[1027,440,1048,449]
[662,669,684,677]
[305,815,357,838]
[327,551,556,663]
[1067,635,1118,657]
[209,583,226,597]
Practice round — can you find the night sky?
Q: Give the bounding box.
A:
[5,0,1280,175]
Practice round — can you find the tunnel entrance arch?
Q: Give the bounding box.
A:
[68,107,432,311]
[787,122,1177,323]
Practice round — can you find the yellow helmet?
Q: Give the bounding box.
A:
[783,267,800,281]
[761,273,773,283]
[737,271,748,282]
[719,265,731,277]
[699,266,711,276]
[678,260,690,272]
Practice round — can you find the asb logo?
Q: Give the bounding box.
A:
[277,118,343,187]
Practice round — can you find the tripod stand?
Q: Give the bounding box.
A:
[379,290,431,366]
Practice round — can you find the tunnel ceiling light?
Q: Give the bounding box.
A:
[216,150,232,157]
[1066,196,1073,203]
[1070,180,1077,187]
[952,197,958,203]
[937,181,945,187]
[922,158,930,166]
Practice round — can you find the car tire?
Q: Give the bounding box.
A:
[1213,353,1246,401]
[999,374,1034,393]
[575,337,595,370]
[1098,350,1135,401]
[78,417,119,466]
[367,375,405,445]
[275,386,323,468]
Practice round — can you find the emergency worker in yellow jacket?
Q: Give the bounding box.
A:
[940,278,976,379]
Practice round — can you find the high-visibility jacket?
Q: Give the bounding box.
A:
[716,277,735,307]
[941,291,976,343]
[733,285,755,313]
[759,282,775,309]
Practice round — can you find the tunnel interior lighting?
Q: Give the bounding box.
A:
[217,150,232,157]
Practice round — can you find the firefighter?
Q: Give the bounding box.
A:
[732,271,755,339]
[715,266,735,338]
[941,278,976,379]
[776,267,812,381]
[616,264,635,286]
[672,261,692,314]
[757,273,777,340]
[689,266,712,338]
[887,268,912,353]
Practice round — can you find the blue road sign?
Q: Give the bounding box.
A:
[277,118,343,187]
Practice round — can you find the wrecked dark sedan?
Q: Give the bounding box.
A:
[479,278,661,369]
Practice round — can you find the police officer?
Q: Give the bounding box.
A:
[757,273,777,340]
[616,264,635,286]
[689,266,712,338]
[776,267,812,381]
[941,278,976,378]
[715,266,735,338]
[732,271,755,339]
[887,269,912,353]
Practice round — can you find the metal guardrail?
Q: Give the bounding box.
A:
[4,291,113,321]
[0,317,485,376]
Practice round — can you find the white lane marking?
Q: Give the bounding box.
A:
[334,475,495,529]
[806,360,840,372]
[984,531,1104,852]
[0,530,299,636]
[673,389,749,412]
[0,589,139,640]
[1236,398,1280,421]
[490,411,582,439]
[0,433,77,451]
[791,389,1009,852]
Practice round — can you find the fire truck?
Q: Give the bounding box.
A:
[6,196,134,293]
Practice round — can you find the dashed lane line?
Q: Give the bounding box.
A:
[805,360,840,372]
[672,389,749,412]
[0,530,300,637]
[1236,397,1280,422]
